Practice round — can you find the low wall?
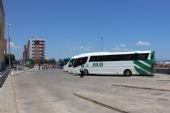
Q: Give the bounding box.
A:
[154,68,170,75]
[0,69,10,87]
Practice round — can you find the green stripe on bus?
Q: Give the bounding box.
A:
[143,60,154,66]
[134,60,151,73]
[134,66,148,75]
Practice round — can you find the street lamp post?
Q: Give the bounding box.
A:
[100,37,103,52]
[8,24,12,70]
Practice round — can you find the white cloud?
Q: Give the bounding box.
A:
[120,44,126,48]
[78,46,92,52]
[136,40,151,46]
[67,46,92,52]
[112,44,128,52]
[7,42,21,49]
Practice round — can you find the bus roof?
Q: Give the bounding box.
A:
[73,51,153,58]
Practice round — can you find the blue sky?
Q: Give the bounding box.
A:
[3,0,170,60]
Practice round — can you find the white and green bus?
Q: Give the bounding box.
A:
[72,51,155,76]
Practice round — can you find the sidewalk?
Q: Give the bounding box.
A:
[0,74,18,113]
[0,68,34,113]
[0,69,10,87]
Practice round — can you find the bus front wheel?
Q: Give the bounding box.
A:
[124,69,132,76]
[84,70,89,75]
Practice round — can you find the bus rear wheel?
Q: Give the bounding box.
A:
[124,69,132,76]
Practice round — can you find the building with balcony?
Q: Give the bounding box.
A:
[23,38,45,64]
[30,39,45,64]
[0,0,5,70]
[23,44,29,61]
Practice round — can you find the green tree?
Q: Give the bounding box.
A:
[4,54,16,66]
[47,58,57,64]
[39,59,48,65]
[25,58,35,67]
[57,59,64,67]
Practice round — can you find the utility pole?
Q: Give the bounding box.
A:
[8,24,12,70]
[100,37,103,52]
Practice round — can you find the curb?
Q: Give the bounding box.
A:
[10,73,20,113]
[11,69,35,77]
[12,71,25,76]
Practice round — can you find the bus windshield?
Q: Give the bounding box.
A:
[73,57,88,67]
[68,59,75,67]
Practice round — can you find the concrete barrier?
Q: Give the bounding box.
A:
[0,69,10,87]
[154,69,170,75]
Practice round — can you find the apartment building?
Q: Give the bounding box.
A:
[23,44,29,61]
[23,38,45,64]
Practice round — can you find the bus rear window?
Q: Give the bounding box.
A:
[151,53,155,59]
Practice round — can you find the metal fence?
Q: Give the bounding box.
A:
[154,68,170,75]
[0,69,10,87]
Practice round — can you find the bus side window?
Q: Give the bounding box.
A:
[132,54,138,60]
[128,54,132,60]
[121,54,131,61]
[138,53,149,60]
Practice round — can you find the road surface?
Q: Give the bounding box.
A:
[7,69,170,113]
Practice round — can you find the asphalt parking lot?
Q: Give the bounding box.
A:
[1,69,170,113]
